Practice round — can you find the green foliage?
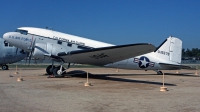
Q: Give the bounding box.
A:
[182,48,200,57]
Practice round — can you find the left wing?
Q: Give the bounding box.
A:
[159,63,195,70]
[57,43,155,66]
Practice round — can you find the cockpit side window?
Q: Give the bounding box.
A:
[4,41,13,47]
[57,40,62,45]
[15,29,28,35]
[4,41,8,47]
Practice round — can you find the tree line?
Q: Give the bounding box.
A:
[182,48,200,57]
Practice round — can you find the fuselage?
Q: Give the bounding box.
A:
[3,27,178,70]
[0,38,26,65]
[4,27,114,52]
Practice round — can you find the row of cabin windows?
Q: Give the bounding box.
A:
[57,40,91,50]
[57,40,71,46]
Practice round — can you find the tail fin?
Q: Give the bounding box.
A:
[154,36,182,64]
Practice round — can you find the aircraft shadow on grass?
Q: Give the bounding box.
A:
[63,70,180,86]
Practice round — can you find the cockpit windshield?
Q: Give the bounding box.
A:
[15,29,28,35]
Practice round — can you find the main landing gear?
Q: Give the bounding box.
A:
[155,70,163,75]
[46,60,70,77]
[1,65,9,70]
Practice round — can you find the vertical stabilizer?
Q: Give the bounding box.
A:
[154,36,182,64]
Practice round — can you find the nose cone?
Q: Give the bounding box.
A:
[3,32,19,47]
[3,32,9,40]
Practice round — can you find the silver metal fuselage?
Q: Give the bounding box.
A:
[3,27,182,71]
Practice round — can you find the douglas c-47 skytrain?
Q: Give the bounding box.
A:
[3,27,191,76]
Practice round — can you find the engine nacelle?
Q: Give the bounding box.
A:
[32,43,67,59]
[32,43,47,59]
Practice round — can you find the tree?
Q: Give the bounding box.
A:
[182,48,200,57]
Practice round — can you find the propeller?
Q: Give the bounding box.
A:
[15,48,18,55]
[28,38,36,66]
[25,52,29,65]
[25,37,36,66]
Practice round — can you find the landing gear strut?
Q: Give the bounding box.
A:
[53,66,66,76]
[46,60,70,77]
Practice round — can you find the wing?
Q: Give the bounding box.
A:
[159,63,195,70]
[57,43,155,66]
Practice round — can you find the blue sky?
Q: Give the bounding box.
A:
[0,0,199,49]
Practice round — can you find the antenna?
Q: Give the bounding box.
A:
[45,26,53,30]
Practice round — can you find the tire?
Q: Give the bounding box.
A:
[46,65,55,75]
[53,66,65,76]
[2,65,8,70]
[53,67,61,76]
[158,71,163,75]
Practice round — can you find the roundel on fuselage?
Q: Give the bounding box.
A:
[138,56,150,68]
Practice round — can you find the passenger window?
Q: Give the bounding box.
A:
[78,46,91,50]
[57,40,62,45]
[67,43,72,47]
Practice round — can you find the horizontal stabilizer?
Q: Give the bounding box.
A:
[58,43,155,66]
[159,63,195,70]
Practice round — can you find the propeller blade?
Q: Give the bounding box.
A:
[27,38,36,67]
[25,52,29,65]
[28,55,31,67]
[15,48,18,54]
[32,38,36,48]
[28,51,33,67]
[31,38,36,51]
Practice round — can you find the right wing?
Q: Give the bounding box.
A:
[57,43,155,66]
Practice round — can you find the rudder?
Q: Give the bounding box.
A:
[154,36,182,64]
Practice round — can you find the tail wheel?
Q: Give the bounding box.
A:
[157,70,163,75]
[46,65,55,75]
[2,65,8,70]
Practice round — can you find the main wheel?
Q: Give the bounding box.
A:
[53,66,65,76]
[2,65,8,70]
[157,70,163,75]
[53,67,61,76]
[46,65,55,75]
